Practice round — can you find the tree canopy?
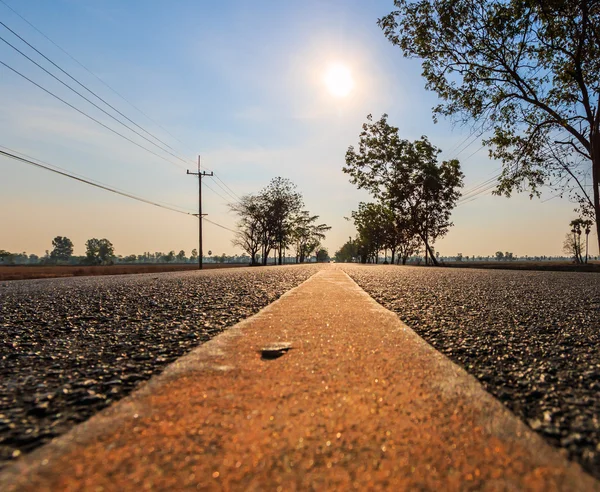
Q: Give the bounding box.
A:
[50,236,74,262]
[344,114,463,265]
[379,0,600,249]
[230,177,330,265]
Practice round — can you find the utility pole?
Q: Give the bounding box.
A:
[187,156,213,270]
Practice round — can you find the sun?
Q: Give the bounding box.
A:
[324,63,354,98]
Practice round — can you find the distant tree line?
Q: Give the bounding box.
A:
[0,238,206,266]
[230,177,331,265]
[339,114,463,265]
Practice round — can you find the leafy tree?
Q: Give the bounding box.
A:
[164,250,175,263]
[0,250,13,265]
[291,211,331,263]
[351,202,391,264]
[344,114,463,265]
[177,250,186,262]
[495,251,504,261]
[569,218,586,263]
[334,239,359,263]
[231,178,308,266]
[85,238,115,265]
[230,195,265,265]
[316,248,330,263]
[28,253,39,264]
[379,0,600,252]
[563,232,584,263]
[50,236,74,262]
[263,177,304,265]
[123,254,137,263]
[190,249,198,262]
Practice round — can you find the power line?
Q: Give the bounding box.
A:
[0,147,193,215]
[0,146,240,233]
[0,20,189,162]
[0,0,192,152]
[214,174,241,200]
[202,217,236,233]
[0,59,186,169]
[0,31,189,168]
[0,1,245,205]
[203,180,232,202]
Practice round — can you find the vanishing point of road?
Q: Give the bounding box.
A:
[1,264,599,489]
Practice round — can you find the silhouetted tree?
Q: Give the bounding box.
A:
[85,238,114,265]
[344,114,463,265]
[379,0,600,253]
[50,236,73,262]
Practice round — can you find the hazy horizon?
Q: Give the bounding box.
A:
[1,0,596,259]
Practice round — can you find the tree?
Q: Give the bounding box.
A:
[231,178,307,266]
[85,238,115,265]
[164,251,175,263]
[177,250,186,262]
[344,114,463,265]
[334,238,359,263]
[316,248,330,263]
[379,0,600,252]
[563,232,584,263]
[0,250,13,265]
[50,236,73,262]
[263,177,304,265]
[495,251,504,261]
[351,202,390,263]
[569,218,586,263]
[190,249,198,262]
[230,194,267,265]
[291,211,331,263]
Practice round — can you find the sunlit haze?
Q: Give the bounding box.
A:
[324,63,354,98]
[0,0,595,258]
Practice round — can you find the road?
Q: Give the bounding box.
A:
[342,264,600,479]
[2,263,599,480]
[0,265,322,468]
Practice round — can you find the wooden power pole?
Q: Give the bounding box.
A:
[187,156,213,270]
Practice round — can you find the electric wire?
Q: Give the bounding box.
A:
[0,60,188,169]
[0,147,238,232]
[0,20,187,159]
[0,0,192,152]
[0,33,188,168]
[0,3,244,200]
[0,148,194,215]
[202,217,236,233]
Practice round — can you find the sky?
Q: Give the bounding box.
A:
[0,0,595,258]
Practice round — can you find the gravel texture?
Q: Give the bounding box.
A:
[0,265,321,468]
[343,264,600,479]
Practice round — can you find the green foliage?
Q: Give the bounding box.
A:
[334,239,359,263]
[344,114,463,265]
[85,238,115,265]
[316,248,329,263]
[231,177,329,266]
[50,236,74,262]
[379,0,600,249]
[291,211,331,263]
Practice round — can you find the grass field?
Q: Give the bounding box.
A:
[0,263,246,281]
[441,260,600,273]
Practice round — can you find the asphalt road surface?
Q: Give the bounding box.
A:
[0,265,321,468]
[343,264,600,479]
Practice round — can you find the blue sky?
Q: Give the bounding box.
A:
[0,0,591,258]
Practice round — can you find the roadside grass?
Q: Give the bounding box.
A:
[0,263,246,281]
[438,260,600,273]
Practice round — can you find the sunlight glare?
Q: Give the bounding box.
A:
[324,63,354,98]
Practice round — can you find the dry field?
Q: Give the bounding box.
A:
[441,260,600,273]
[0,263,245,281]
